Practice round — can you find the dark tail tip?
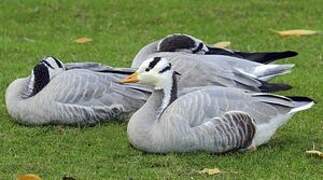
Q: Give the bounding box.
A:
[236,50,298,64]
[282,51,298,58]
[259,50,298,64]
[260,82,293,92]
[286,96,317,103]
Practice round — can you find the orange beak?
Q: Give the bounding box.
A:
[120,72,139,83]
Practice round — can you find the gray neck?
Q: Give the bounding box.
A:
[7,78,30,100]
[127,73,178,150]
[5,78,31,121]
[130,89,163,124]
[127,88,163,150]
[131,72,178,122]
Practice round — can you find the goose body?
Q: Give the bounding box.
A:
[5,55,290,125]
[121,57,314,153]
[5,57,150,125]
[140,52,294,92]
[131,33,297,68]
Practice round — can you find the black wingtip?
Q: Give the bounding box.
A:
[205,47,298,64]
[275,51,298,60]
[235,50,299,64]
[285,51,298,57]
[286,96,317,103]
[260,82,293,92]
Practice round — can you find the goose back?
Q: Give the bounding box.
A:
[129,86,295,153]
[6,68,151,125]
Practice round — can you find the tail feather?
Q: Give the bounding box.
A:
[234,51,298,64]
[233,68,292,92]
[253,64,294,81]
[206,47,298,64]
[206,47,236,56]
[287,96,315,113]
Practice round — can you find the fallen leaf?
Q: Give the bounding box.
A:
[56,125,65,134]
[271,29,320,37]
[306,150,323,158]
[213,41,231,48]
[198,167,221,175]
[16,174,42,180]
[74,37,92,44]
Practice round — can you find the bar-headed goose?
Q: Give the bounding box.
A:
[135,53,294,92]
[131,33,297,68]
[5,55,290,126]
[120,57,314,153]
[5,57,151,125]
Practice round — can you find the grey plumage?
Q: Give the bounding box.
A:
[210,111,256,152]
[5,57,150,125]
[131,34,295,92]
[142,52,294,92]
[6,52,295,125]
[124,57,314,153]
[131,33,297,67]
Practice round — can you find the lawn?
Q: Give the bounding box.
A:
[0,0,322,179]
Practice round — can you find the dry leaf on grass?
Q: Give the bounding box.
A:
[74,37,93,44]
[213,41,231,48]
[271,29,320,37]
[16,174,42,180]
[306,150,323,158]
[198,167,221,175]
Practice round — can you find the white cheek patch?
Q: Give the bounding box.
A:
[139,72,156,84]
[137,56,173,88]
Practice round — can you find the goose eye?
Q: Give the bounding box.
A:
[145,68,150,72]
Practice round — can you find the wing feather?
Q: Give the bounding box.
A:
[192,111,256,153]
[39,69,150,124]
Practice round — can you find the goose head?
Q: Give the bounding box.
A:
[121,56,175,90]
[157,33,209,54]
[25,56,65,97]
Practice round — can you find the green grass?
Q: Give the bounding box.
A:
[1,0,322,179]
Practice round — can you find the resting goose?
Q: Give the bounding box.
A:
[5,55,291,125]
[135,52,295,92]
[120,57,314,153]
[5,57,150,125]
[131,33,297,68]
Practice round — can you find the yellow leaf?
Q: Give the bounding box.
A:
[16,174,42,180]
[198,167,221,175]
[272,29,320,37]
[74,37,93,44]
[213,41,231,48]
[306,150,323,158]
